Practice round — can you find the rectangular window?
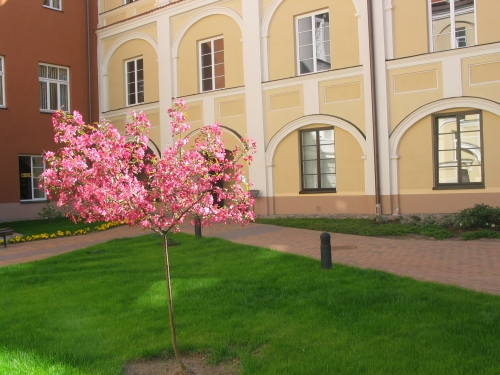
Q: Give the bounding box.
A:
[296,11,331,75]
[43,0,61,11]
[39,63,69,112]
[126,57,144,106]
[0,56,5,108]
[300,128,336,192]
[199,37,225,92]
[430,0,475,52]
[19,156,46,201]
[434,111,483,188]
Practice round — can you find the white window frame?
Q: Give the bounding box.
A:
[428,0,477,52]
[295,10,331,76]
[125,57,144,106]
[43,0,62,11]
[19,155,47,202]
[39,63,70,113]
[198,37,225,93]
[0,56,5,108]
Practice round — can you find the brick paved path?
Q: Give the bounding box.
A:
[1,222,500,295]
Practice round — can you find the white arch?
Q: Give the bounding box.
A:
[266,114,366,167]
[171,7,243,59]
[390,97,500,157]
[101,32,158,74]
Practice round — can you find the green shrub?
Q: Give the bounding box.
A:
[462,229,500,240]
[37,203,62,224]
[455,204,500,230]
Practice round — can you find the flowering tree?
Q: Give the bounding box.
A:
[40,100,256,372]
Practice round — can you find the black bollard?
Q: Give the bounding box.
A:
[194,217,202,238]
[320,232,332,269]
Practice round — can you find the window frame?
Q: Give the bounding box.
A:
[295,10,331,76]
[0,56,5,108]
[428,0,477,52]
[124,0,136,4]
[198,36,226,93]
[432,110,485,190]
[299,127,337,194]
[19,155,47,202]
[42,0,62,11]
[125,57,144,107]
[38,63,70,113]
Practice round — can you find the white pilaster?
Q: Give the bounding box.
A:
[442,56,463,98]
[242,0,268,205]
[157,13,173,151]
[203,96,215,125]
[384,0,395,60]
[303,79,320,116]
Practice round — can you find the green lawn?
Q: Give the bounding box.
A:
[1,218,114,237]
[1,233,499,374]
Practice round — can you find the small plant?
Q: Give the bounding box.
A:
[38,203,62,224]
[455,204,500,231]
[373,215,389,224]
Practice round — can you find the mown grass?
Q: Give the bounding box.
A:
[1,234,500,374]
[0,217,111,237]
[256,217,456,239]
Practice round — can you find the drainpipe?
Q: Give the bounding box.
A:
[367,0,382,215]
[86,0,93,123]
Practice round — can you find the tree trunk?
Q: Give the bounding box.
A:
[162,234,186,372]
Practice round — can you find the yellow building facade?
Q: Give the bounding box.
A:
[96,0,500,215]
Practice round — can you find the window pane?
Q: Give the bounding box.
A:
[214,51,224,64]
[128,82,136,94]
[43,0,50,5]
[321,174,336,189]
[467,165,482,182]
[214,63,225,77]
[0,76,3,105]
[32,156,43,168]
[201,42,211,55]
[201,54,212,67]
[299,45,313,60]
[437,116,457,134]
[438,150,456,165]
[60,84,68,111]
[137,91,144,104]
[319,129,334,143]
[39,82,48,110]
[303,175,318,189]
[320,159,335,174]
[302,131,316,146]
[302,145,317,160]
[53,0,60,9]
[128,71,135,84]
[455,0,475,47]
[33,187,45,199]
[459,113,480,132]
[214,38,224,52]
[439,167,458,183]
[215,76,225,90]
[202,66,212,79]
[432,0,451,51]
[39,65,47,78]
[315,12,329,27]
[136,58,143,70]
[49,82,58,110]
[319,144,335,159]
[137,80,144,95]
[128,94,136,105]
[137,69,143,81]
[461,149,481,165]
[127,61,135,73]
[19,156,32,200]
[202,79,213,92]
[48,66,58,79]
[58,68,67,81]
[460,131,481,149]
[299,31,313,47]
[303,160,317,174]
[298,17,312,32]
[300,59,314,74]
[438,133,457,151]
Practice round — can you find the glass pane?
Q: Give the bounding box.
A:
[202,66,212,79]
[214,38,224,52]
[319,144,335,159]
[33,187,45,199]
[437,116,457,134]
[60,84,68,111]
[467,165,482,183]
[137,80,144,94]
[303,175,318,189]
[32,156,43,168]
[438,133,457,151]
[432,0,451,52]
[302,145,317,160]
[49,82,58,110]
[320,159,335,174]
[48,66,58,80]
[459,113,480,132]
[439,167,458,183]
[298,17,312,32]
[214,63,225,77]
[455,0,475,48]
[214,51,224,64]
[439,150,456,165]
[201,54,212,67]
[43,0,50,5]
[315,12,329,27]
[202,79,213,92]
[136,58,143,70]
[128,94,136,105]
[299,45,313,60]
[461,148,481,165]
[319,129,334,143]
[302,131,316,146]
[39,65,47,78]
[127,71,135,84]
[137,69,143,81]
[127,61,135,73]
[299,31,313,47]
[128,82,136,94]
[460,131,481,149]
[321,174,336,189]
[53,0,60,9]
[39,82,47,110]
[58,68,67,81]
[317,58,331,71]
[201,42,211,55]
[138,92,144,104]
[215,76,225,90]
[303,160,317,174]
[0,76,3,105]
[300,59,314,74]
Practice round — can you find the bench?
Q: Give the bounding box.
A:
[0,228,14,248]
